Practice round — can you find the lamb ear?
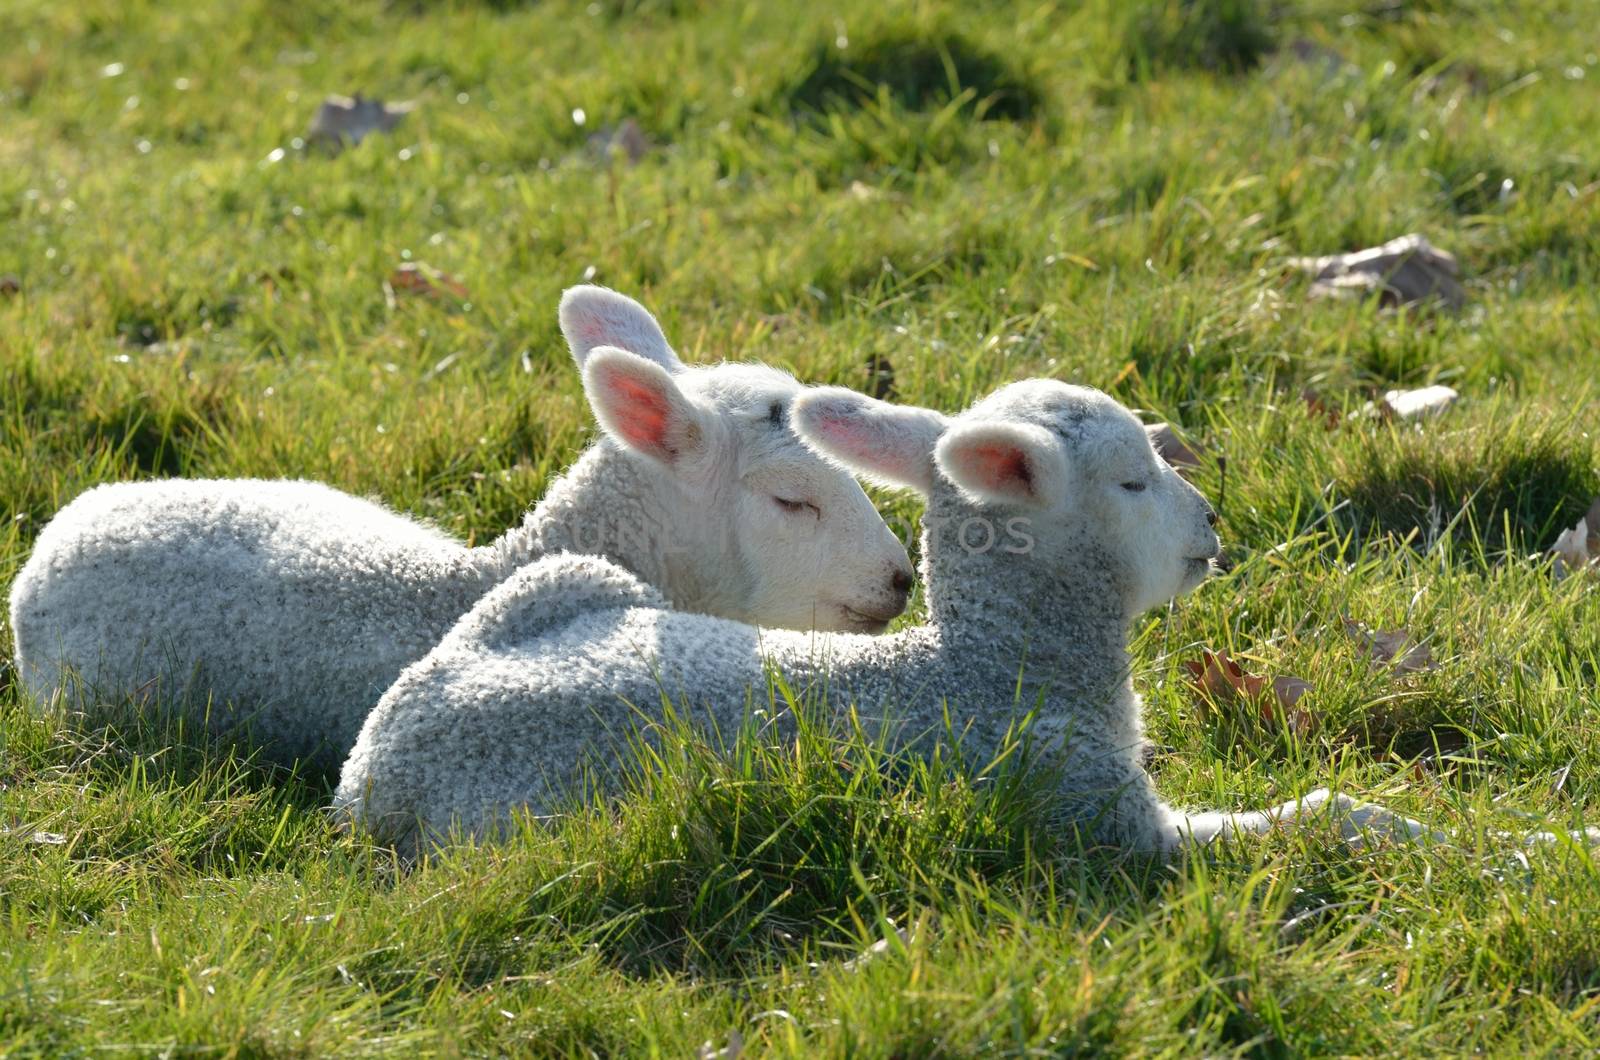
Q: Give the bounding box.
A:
[935,421,1067,507]
[792,387,947,495]
[582,347,709,465]
[559,285,681,371]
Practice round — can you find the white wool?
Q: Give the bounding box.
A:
[9,287,912,770]
[337,379,1436,855]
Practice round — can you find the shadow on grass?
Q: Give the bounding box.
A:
[780,20,1043,123]
[341,689,1161,988]
[3,683,336,862]
[7,355,235,484]
[1084,0,1275,83]
[1333,405,1598,555]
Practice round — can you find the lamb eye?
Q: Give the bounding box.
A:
[775,497,820,518]
[1120,481,1147,493]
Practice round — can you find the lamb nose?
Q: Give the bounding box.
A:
[891,569,913,596]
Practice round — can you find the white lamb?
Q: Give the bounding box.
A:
[10,287,914,770]
[337,378,1439,855]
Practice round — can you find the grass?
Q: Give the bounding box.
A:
[4,0,1600,1052]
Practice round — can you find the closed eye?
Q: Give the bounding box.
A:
[775,497,821,518]
[1120,481,1147,493]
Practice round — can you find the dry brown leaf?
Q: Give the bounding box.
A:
[587,117,652,165]
[1185,649,1254,699]
[1289,233,1465,311]
[863,353,897,400]
[1375,384,1458,420]
[754,311,795,334]
[1550,507,1600,579]
[1145,422,1201,470]
[1343,620,1437,674]
[1279,37,1354,79]
[841,924,912,972]
[1261,679,1315,738]
[0,274,19,296]
[308,93,414,147]
[387,262,469,302]
[1184,650,1315,735]
[695,1030,743,1060]
[1300,389,1343,429]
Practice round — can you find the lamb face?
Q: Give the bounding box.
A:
[562,286,913,632]
[935,381,1220,617]
[687,364,915,632]
[1091,404,1220,612]
[579,347,913,632]
[797,379,1220,621]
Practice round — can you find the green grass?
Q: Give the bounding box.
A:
[4,0,1600,1053]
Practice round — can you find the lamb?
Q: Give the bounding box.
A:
[9,286,914,771]
[336,378,1432,855]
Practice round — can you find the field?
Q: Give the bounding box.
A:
[4,0,1600,1054]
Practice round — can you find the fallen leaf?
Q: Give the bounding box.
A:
[1343,620,1436,674]
[1376,384,1458,420]
[849,180,881,201]
[0,274,19,296]
[1145,422,1201,470]
[1300,389,1342,429]
[842,924,912,972]
[1261,679,1316,738]
[1186,649,1253,699]
[387,262,469,302]
[695,1030,742,1060]
[252,266,297,289]
[1549,503,1600,579]
[1289,233,1465,311]
[1278,37,1354,79]
[1184,649,1315,735]
[1269,675,1313,705]
[586,117,651,165]
[30,831,68,845]
[307,93,415,148]
[863,353,897,400]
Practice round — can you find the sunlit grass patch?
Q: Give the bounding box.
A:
[4,0,1600,1051]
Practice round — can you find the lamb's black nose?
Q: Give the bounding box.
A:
[891,569,913,596]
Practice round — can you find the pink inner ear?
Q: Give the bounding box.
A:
[814,411,912,475]
[813,412,875,459]
[966,441,1034,495]
[600,367,673,454]
[576,314,614,349]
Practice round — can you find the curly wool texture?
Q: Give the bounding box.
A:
[11,478,496,766]
[336,381,1230,855]
[10,285,915,771]
[8,371,898,771]
[7,459,656,769]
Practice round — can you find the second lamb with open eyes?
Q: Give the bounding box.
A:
[10,287,913,770]
[337,379,1407,855]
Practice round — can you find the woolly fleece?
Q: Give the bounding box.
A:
[338,379,1404,854]
[9,288,911,769]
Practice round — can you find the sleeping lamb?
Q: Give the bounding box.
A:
[336,378,1433,855]
[10,286,913,770]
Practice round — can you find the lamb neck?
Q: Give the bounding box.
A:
[470,442,677,602]
[916,506,1134,720]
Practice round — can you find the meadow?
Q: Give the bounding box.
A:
[3,0,1600,1053]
